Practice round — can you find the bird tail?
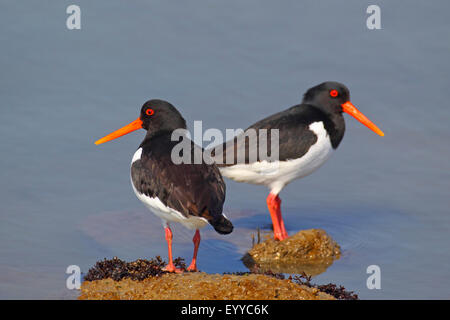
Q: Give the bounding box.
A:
[210,215,233,235]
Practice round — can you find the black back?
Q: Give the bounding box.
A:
[213,104,345,166]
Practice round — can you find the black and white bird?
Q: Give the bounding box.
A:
[212,82,384,241]
[95,99,233,272]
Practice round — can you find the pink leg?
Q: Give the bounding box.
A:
[266,193,288,241]
[187,230,201,272]
[162,226,183,273]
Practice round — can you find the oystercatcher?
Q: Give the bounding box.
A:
[213,82,384,241]
[95,99,233,272]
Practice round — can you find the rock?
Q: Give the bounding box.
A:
[242,229,341,275]
[79,272,335,300]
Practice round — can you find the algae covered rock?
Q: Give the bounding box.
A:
[79,253,358,300]
[79,272,335,300]
[242,229,341,275]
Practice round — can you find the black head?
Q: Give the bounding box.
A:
[301,81,384,137]
[302,81,350,115]
[140,99,187,135]
[95,99,187,145]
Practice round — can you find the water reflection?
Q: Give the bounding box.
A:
[242,253,337,277]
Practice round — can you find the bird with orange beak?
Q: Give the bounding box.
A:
[213,82,384,241]
[95,100,233,272]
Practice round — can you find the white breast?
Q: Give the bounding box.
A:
[130,147,208,229]
[131,147,143,163]
[219,121,333,195]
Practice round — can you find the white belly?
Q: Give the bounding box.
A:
[130,148,208,230]
[219,122,333,194]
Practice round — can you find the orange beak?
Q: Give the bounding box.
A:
[341,101,384,137]
[95,118,143,145]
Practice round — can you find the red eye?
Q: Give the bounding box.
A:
[145,109,154,116]
[329,90,339,98]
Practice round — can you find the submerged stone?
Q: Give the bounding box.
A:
[243,229,341,276]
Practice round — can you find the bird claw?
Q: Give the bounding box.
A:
[163,264,183,273]
[274,232,289,241]
[186,264,198,272]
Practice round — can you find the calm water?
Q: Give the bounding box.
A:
[1,1,449,299]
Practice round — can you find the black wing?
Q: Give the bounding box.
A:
[213,104,332,166]
[131,133,226,226]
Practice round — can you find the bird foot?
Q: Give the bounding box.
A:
[186,263,198,272]
[274,232,289,241]
[163,263,183,273]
